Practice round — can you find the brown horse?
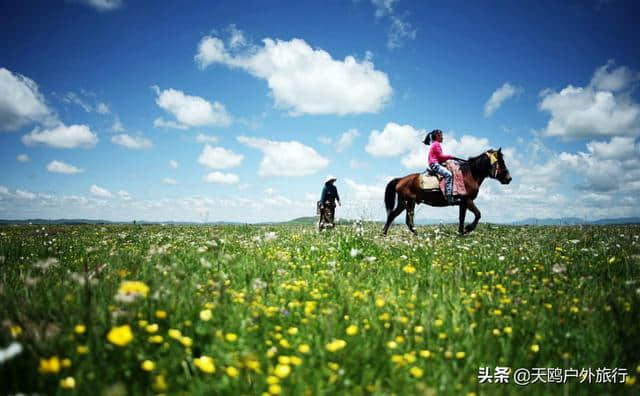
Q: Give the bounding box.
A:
[382,149,512,235]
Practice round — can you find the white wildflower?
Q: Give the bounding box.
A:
[0,342,23,364]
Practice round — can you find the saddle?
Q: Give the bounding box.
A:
[419,172,442,190]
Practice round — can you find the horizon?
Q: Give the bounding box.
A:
[2,1,639,223]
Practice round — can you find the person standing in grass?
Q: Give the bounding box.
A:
[318,176,341,230]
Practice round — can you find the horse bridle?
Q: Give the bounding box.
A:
[486,152,500,178]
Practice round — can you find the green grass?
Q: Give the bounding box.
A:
[1,224,639,395]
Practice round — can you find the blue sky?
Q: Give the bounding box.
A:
[1,0,639,222]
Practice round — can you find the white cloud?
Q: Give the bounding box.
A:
[365,122,421,157]
[90,184,112,198]
[112,117,125,132]
[387,15,416,49]
[203,171,239,184]
[484,82,522,117]
[16,189,36,200]
[153,117,189,130]
[46,160,84,174]
[0,68,52,131]
[162,177,178,185]
[318,136,333,145]
[198,144,244,169]
[195,133,219,143]
[62,92,92,112]
[237,136,329,176]
[96,102,110,114]
[72,0,123,11]
[169,160,178,169]
[154,87,231,128]
[22,124,98,149]
[195,33,392,115]
[336,128,360,152]
[17,154,30,163]
[371,0,397,17]
[539,61,640,139]
[367,129,492,169]
[111,134,152,149]
[345,178,385,201]
[118,190,132,201]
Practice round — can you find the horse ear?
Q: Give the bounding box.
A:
[498,147,502,153]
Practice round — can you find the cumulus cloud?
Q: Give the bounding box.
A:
[17,154,30,163]
[345,178,385,201]
[153,87,231,129]
[401,134,491,169]
[484,82,523,117]
[365,122,422,157]
[197,144,244,169]
[539,60,640,139]
[47,160,84,174]
[16,189,36,200]
[195,133,219,144]
[118,190,132,201]
[169,160,178,169]
[558,136,640,192]
[96,102,110,114]
[71,0,123,12]
[195,31,392,115]
[203,171,239,184]
[22,124,98,149]
[112,117,125,132]
[111,134,152,149]
[0,68,53,131]
[336,128,360,152]
[90,184,112,198]
[237,136,329,176]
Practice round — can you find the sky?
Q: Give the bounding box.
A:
[1,0,639,223]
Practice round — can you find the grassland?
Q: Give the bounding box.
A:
[1,223,639,395]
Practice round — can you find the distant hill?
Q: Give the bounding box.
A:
[510,217,640,225]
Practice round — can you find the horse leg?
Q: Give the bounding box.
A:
[382,196,407,235]
[458,200,468,235]
[465,200,481,233]
[405,200,417,234]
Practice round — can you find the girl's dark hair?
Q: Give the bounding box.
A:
[423,129,442,145]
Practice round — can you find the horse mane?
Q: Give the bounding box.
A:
[461,152,491,180]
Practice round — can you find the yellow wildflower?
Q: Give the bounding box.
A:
[346,325,358,336]
[74,324,86,335]
[403,264,416,274]
[118,281,149,297]
[180,336,193,347]
[530,344,540,353]
[39,356,61,374]
[155,310,167,319]
[298,344,310,354]
[504,326,512,335]
[434,319,443,327]
[141,360,155,371]
[456,351,466,359]
[10,325,22,338]
[199,309,212,321]
[325,339,347,352]
[409,366,423,378]
[152,375,167,392]
[168,329,182,339]
[107,325,133,347]
[287,327,298,335]
[194,356,216,374]
[76,345,89,355]
[419,350,431,358]
[274,364,291,379]
[148,335,163,344]
[145,323,159,333]
[226,366,239,378]
[61,358,72,368]
[290,356,302,366]
[225,333,238,342]
[268,384,282,395]
[59,376,75,389]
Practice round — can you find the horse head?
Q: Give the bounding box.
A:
[486,148,512,184]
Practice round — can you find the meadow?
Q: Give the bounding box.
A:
[1,223,639,395]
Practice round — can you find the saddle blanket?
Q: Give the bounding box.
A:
[419,160,467,196]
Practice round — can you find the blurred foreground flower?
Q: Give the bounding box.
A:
[107,325,134,347]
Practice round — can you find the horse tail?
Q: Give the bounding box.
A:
[385,178,400,215]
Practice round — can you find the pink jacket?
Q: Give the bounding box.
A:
[428,141,453,165]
